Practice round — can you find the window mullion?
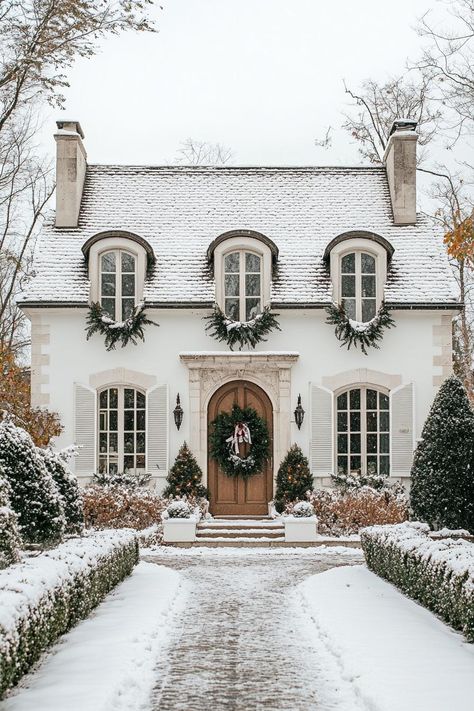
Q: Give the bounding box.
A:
[115,250,121,320]
[356,252,362,321]
[240,252,245,322]
[118,387,124,473]
[361,386,367,476]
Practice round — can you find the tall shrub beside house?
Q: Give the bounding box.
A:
[0,420,65,545]
[164,443,209,499]
[274,444,313,513]
[0,465,21,568]
[37,448,84,535]
[410,376,474,532]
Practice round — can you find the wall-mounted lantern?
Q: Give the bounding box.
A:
[173,393,184,430]
[294,394,305,430]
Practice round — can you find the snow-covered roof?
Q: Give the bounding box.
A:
[21,165,459,307]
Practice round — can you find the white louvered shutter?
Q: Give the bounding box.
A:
[311,384,334,475]
[146,384,169,477]
[390,383,415,476]
[74,383,96,475]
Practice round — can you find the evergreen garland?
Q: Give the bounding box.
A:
[209,405,270,479]
[164,443,209,499]
[325,302,395,355]
[86,301,158,351]
[204,305,280,350]
[274,444,313,513]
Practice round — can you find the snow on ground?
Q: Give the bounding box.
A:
[142,544,363,557]
[300,565,474,711]
[1,562,183,711]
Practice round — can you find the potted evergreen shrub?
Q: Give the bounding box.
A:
[163,500,198,542]
[284,500,318,542]
[274,445,318,541]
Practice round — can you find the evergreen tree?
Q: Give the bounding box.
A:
[410,375,474,532]
[0,464,21,568]
[164,443,209,499]
[37,448,84,535]
[0,420,65,545]
[274,444,314,513]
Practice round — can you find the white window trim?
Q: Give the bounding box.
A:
[88,236,147,307]
[97,384,146,474]
[214,236,272,319]
[329,238,387,318]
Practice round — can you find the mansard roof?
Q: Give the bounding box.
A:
[20,164,459,308]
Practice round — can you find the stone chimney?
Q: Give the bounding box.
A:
[54,120,87,228]
[383,119,418,225]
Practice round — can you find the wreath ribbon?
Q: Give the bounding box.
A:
[226,421,252,455]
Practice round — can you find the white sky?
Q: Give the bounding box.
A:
[40,0,438,166]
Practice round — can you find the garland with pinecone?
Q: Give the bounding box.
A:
[325,302,395,355]
[204,304,280,350]
[209,404,270,479]
[86,301,158,351]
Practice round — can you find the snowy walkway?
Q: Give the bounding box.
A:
[146,547,365,710]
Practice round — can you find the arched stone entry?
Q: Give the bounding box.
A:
[207,380,273,516]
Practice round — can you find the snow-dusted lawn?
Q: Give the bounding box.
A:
[1,562,182,711]
[300,565,474,711]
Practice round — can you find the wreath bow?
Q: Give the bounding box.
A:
[226,421,252,455]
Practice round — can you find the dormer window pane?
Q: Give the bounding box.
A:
[246,253,261,272]
[225,252,239,272]
[341,253,355,272]
[246,298,260,321]
[361,253,376,273]
[121,252,135,272]
[246,273,260,296]
[340,250,378,323]
[225,274,239,296]
[101,252,116,272]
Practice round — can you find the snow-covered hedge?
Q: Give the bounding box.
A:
[0,530,138,697]
[361,522,474,641]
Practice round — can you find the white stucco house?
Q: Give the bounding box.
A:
[20,119,458,516]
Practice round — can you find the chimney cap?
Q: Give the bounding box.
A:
[389,118,418,136]
[55,120,84,139]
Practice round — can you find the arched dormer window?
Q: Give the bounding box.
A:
[83,231,154,318]
[325,231,393,323]
[208,230,277,322]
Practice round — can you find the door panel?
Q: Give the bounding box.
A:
[207,380,273,515]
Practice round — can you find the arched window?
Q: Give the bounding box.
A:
[336,386,390,477]
[224,250,262,321]
[98,386,146,475]
[100,250,136,321]
[340,251,377,322]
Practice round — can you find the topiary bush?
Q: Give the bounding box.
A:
[0,420,65,545]
[410,375,474,532]
[291,501,315,518]
[274,444,313,513]
[0,466,21,569]
[164,443,208,499]
[37,448,84,535]
[166,500,192,519]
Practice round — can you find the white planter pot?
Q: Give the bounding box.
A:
[163,517,197,543]
[284,516,318,542]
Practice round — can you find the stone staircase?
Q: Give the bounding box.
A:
[194,516,285,547]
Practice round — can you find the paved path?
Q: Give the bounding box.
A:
[145,549,365,711]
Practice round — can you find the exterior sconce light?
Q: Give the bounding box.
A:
[294,394,305,430]
[173,394,184,430]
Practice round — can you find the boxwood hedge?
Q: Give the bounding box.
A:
[361,522,474,642]
[0,529,138,697]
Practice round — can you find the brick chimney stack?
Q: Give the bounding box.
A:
[383,119,418,225]
[54,120,86,228]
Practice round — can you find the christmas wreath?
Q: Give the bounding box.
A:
[209,404,270,479]
[325,302,395,355]
[85,301,158,351]
[204,305,280,350]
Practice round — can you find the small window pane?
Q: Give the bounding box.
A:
[122,273,135,297]
[109,389,118,408]
[380,456,390,475]
[101,273,116,296]
[362,299,376,322]
[99,412,106,430]
[337,392,347,410]
[366,389,378,410]
[136,391,146,409]
[367,433,378,453]
[350,389,361,410]
[341,253,355,273]
[99,432,107,453]
[121,252,135,272]
[337,434,348,454]
[361,253,376,273]
[122,299,135,320]
[124,432,134,453]
[337,456,348,475]
[136,431,146,453]
[337,412,347,432]
[224,253,240,273]
[124,410,134,431]
[367,457,378,475]
[124,455,134,472]
[225,299,239,320]
[350,433,361,453]
[380,411,389,431]
[225,274,239,296]
[136,455,146,469]
[245,273,260,297]
[379,393,389,411]
[101,252,116,272]
[367,411,377,432]
[99,390,108,408]
[124,388,135,408]
[361,275,376,298]
[109,410,118,431]
[350,412,361,432]
[380,433,390,453]
[341,275,356,297]
[137,410,146,430]
[246,298,260,321]
[245,253,261,272]
[101,299,115,319]
[109,433,118,453]
[350,456,361,473]
[343,299,356,319]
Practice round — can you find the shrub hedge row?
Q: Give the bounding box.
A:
[361,522,474,642]
[0,529,138,697]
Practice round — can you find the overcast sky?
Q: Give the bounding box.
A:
[40,0,438,167]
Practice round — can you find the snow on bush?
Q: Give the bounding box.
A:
[37,448,84,535]
[308,487,408,535]
[361,522,474,641]
[165,500,192,519]
[0,529,138,697]
[0,467,21,569]
[291,501,315,518]
[93,469,151,488]
[0,420,65,545]
[83,485,167,530]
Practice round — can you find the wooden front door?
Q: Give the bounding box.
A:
[207,380,273,516]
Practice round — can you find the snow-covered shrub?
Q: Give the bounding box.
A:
[166,500,192,519]
[274,444,313,513]
[291,501,315,518]
[308,487,408,535]
[361,522,474,641]
[93,469,151,488]
[37,448,84,535]
[331,470,403,493]
[83,485,166,530]
[0,420,65,545]
[0,467,21,569]
[0,529,138,697]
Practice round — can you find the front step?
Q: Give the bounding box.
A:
[195,516,284,543]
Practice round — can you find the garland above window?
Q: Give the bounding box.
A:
[204,305,280,351]
[325,302,395,355]
[86,301,158,351]
[209,404,270,479]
